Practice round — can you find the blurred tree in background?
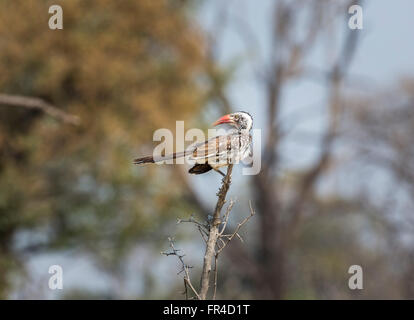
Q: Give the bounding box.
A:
[198,0,414,299]
[0,0,209,298]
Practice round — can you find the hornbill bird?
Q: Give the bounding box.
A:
[133,111,253,176]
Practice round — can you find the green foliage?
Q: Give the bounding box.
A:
[0,0,208,297]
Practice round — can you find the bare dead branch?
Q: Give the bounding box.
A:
[177,215,208,231]
[164,193,254,300]
[198,226,209,244]
[183,278,188,300]
[0,94,80,125]
[212,200,255,299]
[177,214,209,243]
[199,164,233,300]
[218,199,235,236]
[213,254,219,300]
[217,200,255,255]
[161,237,200,300]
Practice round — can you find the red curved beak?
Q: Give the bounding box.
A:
[212,114,233,126]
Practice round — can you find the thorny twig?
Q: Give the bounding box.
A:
[163,166,255,300]
[212,200,255,299]
[177,215,209,244]
[216,200,255,255]
[161,237,200,300]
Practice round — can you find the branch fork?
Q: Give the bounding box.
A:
[163,164,255,300]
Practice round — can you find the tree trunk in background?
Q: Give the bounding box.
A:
[253,173,285,299]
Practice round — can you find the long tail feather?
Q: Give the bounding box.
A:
[133,151,187,165]
[133,156,154,164]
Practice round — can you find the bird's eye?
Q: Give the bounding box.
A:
[234,115,239,121]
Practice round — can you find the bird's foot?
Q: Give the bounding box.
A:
[214,168,226,177]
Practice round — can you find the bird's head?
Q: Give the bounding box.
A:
[212,111,253,132]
